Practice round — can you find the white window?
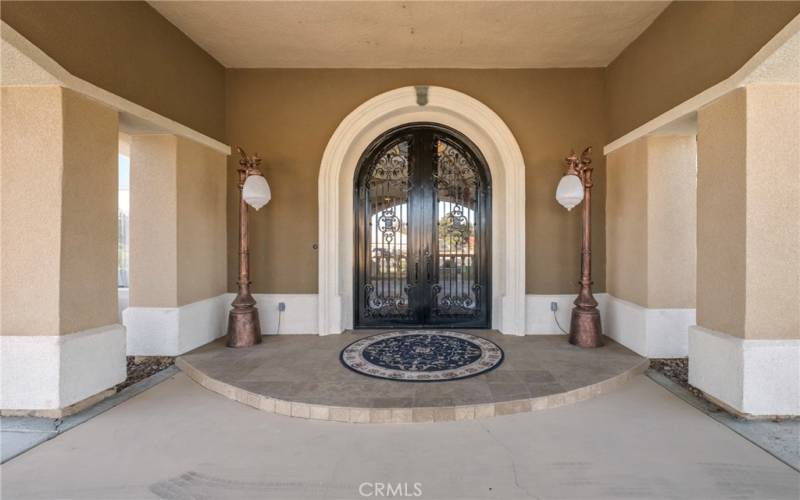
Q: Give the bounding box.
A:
[118,146,130,289]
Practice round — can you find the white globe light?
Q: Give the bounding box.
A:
[242,174,271,210]
[555,174,584,211]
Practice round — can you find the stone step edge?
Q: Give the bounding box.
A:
[175,356,649,424]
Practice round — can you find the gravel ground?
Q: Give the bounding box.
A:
[115,357,175,392]
[649,358,706,399]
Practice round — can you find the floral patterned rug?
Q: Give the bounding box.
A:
[340,330,503,381]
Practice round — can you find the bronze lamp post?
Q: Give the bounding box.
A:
[555,147,603,347]
[227,147,271,348]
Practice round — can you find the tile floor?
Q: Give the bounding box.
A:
[180,331,646,411]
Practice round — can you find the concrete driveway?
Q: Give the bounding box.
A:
[1,372,797,499]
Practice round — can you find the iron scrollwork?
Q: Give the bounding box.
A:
[441,204,470,246]
[363,283,415,319]
[361,140,413,319]
[356,125,490,327]
[433,141,480,192]
[376,208,401,243]
[432,138,483,319]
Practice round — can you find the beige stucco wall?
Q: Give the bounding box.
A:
[697,89,748,337]
[130,135,227,309]
[647,135,697,309]
[226,68,608,295]
[606,135,697,309]
[1,1,226,141]
[1,87,63,335]
[606,138,648,305]
[744,85,799,340]
[697,85,799,340]
[176,137,227,306]
[130,135,179,308]
[605,1,800,141]
[1,87,118,336]
[3,1,796,146]
[59,89,119,333]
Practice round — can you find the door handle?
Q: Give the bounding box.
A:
[425,248,432,282]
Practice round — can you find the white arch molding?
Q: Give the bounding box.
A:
[317,86,526,335]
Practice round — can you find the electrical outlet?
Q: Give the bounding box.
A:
[278,302,286,312]
[550,301,558,312]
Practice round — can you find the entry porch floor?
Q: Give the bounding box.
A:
[3,371,798,499]
[177,331,648,423]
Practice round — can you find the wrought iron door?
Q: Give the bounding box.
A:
[355,124,490,328]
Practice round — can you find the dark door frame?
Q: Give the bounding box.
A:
[353,122,492,329]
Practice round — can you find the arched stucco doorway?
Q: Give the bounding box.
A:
[318,86,526,335]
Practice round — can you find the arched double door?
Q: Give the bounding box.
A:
[354,124,491,328]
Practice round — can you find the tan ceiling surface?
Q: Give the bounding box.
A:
[149,1,669,68]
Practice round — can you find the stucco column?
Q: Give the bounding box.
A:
[605,134,697,357]
[1,87,125,414]
[691,84,800,416]
[124,135,227,355]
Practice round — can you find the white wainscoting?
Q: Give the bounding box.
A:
[244,293,320,335]
[128,292,711,355]
[123,295,228,356]
[525,293,608,335]
[689,326,800,416]
[125,293,615,350]
[124,294,319,355]
[0,325,126,410]
[604,295,695,358]
[254,293,607,336]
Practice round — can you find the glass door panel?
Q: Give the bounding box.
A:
[358,138,416,324]
[355,125,489,328]
[430,137,487,325]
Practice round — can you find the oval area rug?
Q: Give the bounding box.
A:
[340,330,504,381]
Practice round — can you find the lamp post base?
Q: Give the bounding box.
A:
[569,306,603,348]
[226,303,262,348]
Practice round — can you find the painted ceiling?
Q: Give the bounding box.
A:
[149,1,670,68]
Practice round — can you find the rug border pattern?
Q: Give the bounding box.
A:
[340,330,504,382]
